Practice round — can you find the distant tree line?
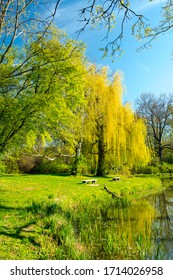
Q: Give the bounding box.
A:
[136,93,173,164]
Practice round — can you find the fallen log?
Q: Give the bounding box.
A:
[103,184,121,199]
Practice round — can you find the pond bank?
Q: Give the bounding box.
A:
[0,174,170,259]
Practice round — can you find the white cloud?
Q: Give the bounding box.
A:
[136,60,150,74]
[42,0,85,36]
[137,0,166,12]
[53,0,87,35]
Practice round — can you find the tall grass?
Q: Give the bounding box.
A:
[23,196,154,259]
[0,174,163,259]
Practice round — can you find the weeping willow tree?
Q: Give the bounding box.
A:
[119,103,151,172]
[84,66,150,176]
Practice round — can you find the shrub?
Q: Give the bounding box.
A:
[0,161,6,174]
[2,155,19,174]
[136,165,159,174]
[17,155,39,173]
[33,161,71,175]
[159,162,173,174]
[134,162,173,175]
[71,157,90,175]
[76,160,90,175]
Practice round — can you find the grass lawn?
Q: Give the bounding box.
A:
[0,174,163,259]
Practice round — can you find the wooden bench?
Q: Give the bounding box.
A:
[82,179,97,184]
[112,177,120,181]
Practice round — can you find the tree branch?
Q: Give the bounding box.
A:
[103,184,121,199]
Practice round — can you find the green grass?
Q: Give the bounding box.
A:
[0,174,163,259]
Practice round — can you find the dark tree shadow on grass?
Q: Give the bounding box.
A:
[0,221,40,247]
[0,204,26,211]
[0,200,64,249]
[0,203,41,247]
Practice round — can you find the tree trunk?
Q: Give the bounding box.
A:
[158,142,163,162]
[71,141,82,175]
[96,126,105,176]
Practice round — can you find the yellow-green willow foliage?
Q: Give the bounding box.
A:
[121,104,150,168]
[84,65,150,175]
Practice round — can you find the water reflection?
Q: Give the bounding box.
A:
[149,181,173,259]
[100,179,173,259]
[90,199,155,259]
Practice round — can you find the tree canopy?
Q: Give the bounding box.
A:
[1,1,172,58]
[77,0,173,56]
[82,66,150,175]
[1,0,170,176]
[135,93,173,162]
[0,27,87,152]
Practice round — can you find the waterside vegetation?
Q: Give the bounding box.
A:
[0,174,165,260]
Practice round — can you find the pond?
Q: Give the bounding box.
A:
[101,178,173,260]
[148,180,173,259]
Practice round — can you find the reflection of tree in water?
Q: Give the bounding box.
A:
[157,194,173,235]
[151,188,173,259]
[106,200,156,259]
[99,183,173,259]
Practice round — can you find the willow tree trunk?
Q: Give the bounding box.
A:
[96,125,105,176]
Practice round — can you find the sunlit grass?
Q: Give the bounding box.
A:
[0,174,163,259]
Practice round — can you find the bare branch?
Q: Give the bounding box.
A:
[22,152,75,161]
[76,0,173,56]
[0,0,62,63]
[77,0,147,57]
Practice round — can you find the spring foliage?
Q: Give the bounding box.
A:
[83,66,150,174]
[0,23,150,174]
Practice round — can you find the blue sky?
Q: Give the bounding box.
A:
[52,0,173,105]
